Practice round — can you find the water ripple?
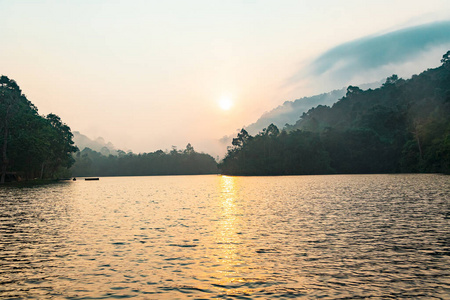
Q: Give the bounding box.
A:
[0,174,449,299]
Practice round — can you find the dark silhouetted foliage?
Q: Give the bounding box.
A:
[0,76,77,181]
[220,52,450,175]
[71,144,218,176]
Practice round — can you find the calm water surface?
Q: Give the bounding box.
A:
[0,174,449,299]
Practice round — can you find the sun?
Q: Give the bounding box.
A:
[218,96,233,110]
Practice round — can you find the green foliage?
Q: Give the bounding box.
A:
[0,76,77,181]
[441,50,450,67]
[220,51,450,175]
[219,124,332,175]
[71,144,218,176]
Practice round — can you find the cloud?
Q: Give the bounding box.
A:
[290,21,450,93]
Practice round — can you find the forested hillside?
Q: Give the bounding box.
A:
[243,81,381,136]
[73,131,119,156]
[219,51,450,175]
[71,144,218,176]
[0,76,78,182]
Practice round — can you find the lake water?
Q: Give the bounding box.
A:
[0,174,449,299]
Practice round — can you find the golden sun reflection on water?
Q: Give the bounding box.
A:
[216,175,240,259]
[212,176,254,295]
[1,175,449,298]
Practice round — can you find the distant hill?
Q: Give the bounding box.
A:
[216,81,382,153]
[244,82,382,135]
[73,131,118,156]
[220,51,450,175]
[244,89,344,135]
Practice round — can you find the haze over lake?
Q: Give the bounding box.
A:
[2,1,449,155]
[1,174,448,299]
[1,1,450,299]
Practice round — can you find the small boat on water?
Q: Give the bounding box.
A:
[85,178,99,181]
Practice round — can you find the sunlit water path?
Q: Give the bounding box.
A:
[0,174,449,299]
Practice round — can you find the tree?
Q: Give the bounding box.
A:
[383,74,400,86]
[441,50,450,67]
[346,85,362,97]
[264,123,280,136]
[43,113,78,178]
[0,76,77,182]
[0,76,33,183]
[184,143,194,155]
[232,129,251,149]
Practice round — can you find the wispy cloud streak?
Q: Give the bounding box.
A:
[290,21,450,92]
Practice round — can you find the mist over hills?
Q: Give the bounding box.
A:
[291,21,450,91]
[217,81,383,154]
[73,131,119,156]
[72,82,380,158]
[244,81,382,136]
[73,21,450,159]
[220,53,450,175]
[232,21,450,150]
[244,89,345,136]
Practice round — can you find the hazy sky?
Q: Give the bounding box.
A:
[1,0,449,155]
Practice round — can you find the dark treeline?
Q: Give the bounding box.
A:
[0,76,78,182]
[0,76,218,180]
[71,144,218,176]
[219,51,450,175]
